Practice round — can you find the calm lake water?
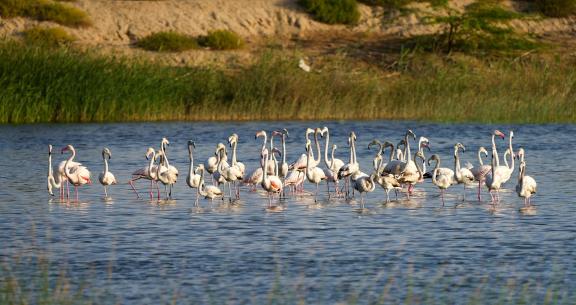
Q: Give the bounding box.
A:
[1,121,575,304]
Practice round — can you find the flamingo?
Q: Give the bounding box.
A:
[396,130,421,196]
[228,133,246,176]
[261,148,283,208]
[186,141,202,205]
[452,143,474,201]
[373,141,403,203]
[157,138,178,199]
[196,164,223,203]
[496,131,515,185]
[98,147,117,198]
[305,140,327,202]
[428,154,452,206]
[485,150,504,204]
[321,127,345,173]
[516,160,537,206]
[353,171,378,209]
[338,131,360,197]
[47,145,62,197]
[468,146,490,201]
[418,136,430,174]
[216,144,243,201]
[272,129,290,180]
[284,169,305,195]
[129,147,161,200]
[61,145,91,202]
[243,130,269,190]
[324,144,343,197]
[56,150,81,200]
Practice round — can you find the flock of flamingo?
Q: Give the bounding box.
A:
[46,128,537,211]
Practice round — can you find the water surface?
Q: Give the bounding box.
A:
[1,121,575,304]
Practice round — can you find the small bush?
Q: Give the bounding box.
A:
[198,30,245,50]
[22,26,76,47]
[358,0,446,9]
[298,0,360,25]
[136,31,199,52]
[0,0,92,27]
[533,0,576,17]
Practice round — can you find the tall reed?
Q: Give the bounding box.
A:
[0,42,574,124]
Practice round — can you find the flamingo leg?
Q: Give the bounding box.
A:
[128,179,142,199]
[75,185,79,203]
[66,180,70,201]
[315,183,319,202]
[149,180,153,199]
[326,181,330,199]
[104,186,108,198]
[462,184,466,201]
[441,189,445,207]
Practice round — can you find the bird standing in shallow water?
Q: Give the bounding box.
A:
[98,147,117,198]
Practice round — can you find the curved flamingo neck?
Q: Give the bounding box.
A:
[330,145,337,170]
[313,131,321,164]
[405,133,412,161]
[262,152,270,188]
[232,141,238,165]
[323,130,332,168]
[478,148,484,166]
[454,147,462,180]
[198,167,208,196]
[104,156,109,175]
[149,151,157,179]
[491,134,500,167]
[48,152,61,188]
[281,135,286,165]
[431,158,440,186]
[188,147,194,180]
[414,154,423,180]
[508,133,514,171]
[64,147,76,179]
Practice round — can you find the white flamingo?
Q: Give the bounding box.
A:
[396,130,421,197]
[129,147,160,200]
[373,141,404,203]
[515,148,537,206]
[418,136,430,174]
[321,126,345,173]
[272,129,290,180]
[61,145,91,202]
[338,132,360,196]
[197,164,223,203]
[186,141,202,205]
[305,140,327,202]
[261,148,283,209]
[216,144,243,201]
[157,138,178,199]
[468,146,490,201]
[496,131,515,185]
[243,130,269,190]
[428,154,452,206]
[228,133,246,176]
[324,144,343,197]
[98,147,117,198]
[47,145,62,197]
[453,143,474,201]
[353,172,378,209]
[57,150,81,200]
[485,150,504,204]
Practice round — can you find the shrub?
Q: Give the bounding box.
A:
[198,30,245,50]
[136,31,199,52]
[22,26,76,47]
[298,0,360,25]
[533,0,576,17]
[0,0,92,27]
[358,0,446,9]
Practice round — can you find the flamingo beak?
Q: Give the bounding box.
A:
[60,147,68,154]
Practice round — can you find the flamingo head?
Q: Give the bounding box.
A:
[102,147,112,159]
[320,126,328,136]
[188,140,196,151]
[255,130,266,140]
[516,147,525,160]
[228,134,238,146]
[383,141,394,151]
[479,146,488,157]
[455,143,465,152]
[61,144,73,154]
[305,139,312,152]
[271,130,283,138]
[272,147,282,157]
[407,129,416,140]
[350,131,357,142]
[419,137,431,151]
[368,139,382,153]
[162,137,170,147]
[493,130,505,139]
[427,154,440,166]
[48,144,53,155]
[509,130,514,139]
[305,128,315,139]
[332,144,338,150]
[145,147,155,160]
[397,139,405,149]
[282,128,289,137]
[216,143,226,156]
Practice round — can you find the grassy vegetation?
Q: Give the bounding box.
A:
[0,41,574,123]
[1,250,575,304]
[358,0,447,10]
[136,31,199,52]
[298,0,360,25]
[0,0,92,28]
[21,26,76,47]
[198,29,245,50]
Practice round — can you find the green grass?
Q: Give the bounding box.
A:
[22,26,76,47]
[198,29,245,50]
[136,31,199,52]
[0,41,574,124]
[298,0,360,25]
[0,0,92,28]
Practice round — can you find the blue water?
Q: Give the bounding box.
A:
[1,121,575,304]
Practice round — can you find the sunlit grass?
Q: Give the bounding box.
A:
[0,0,92,28]
[0,41,574,123]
